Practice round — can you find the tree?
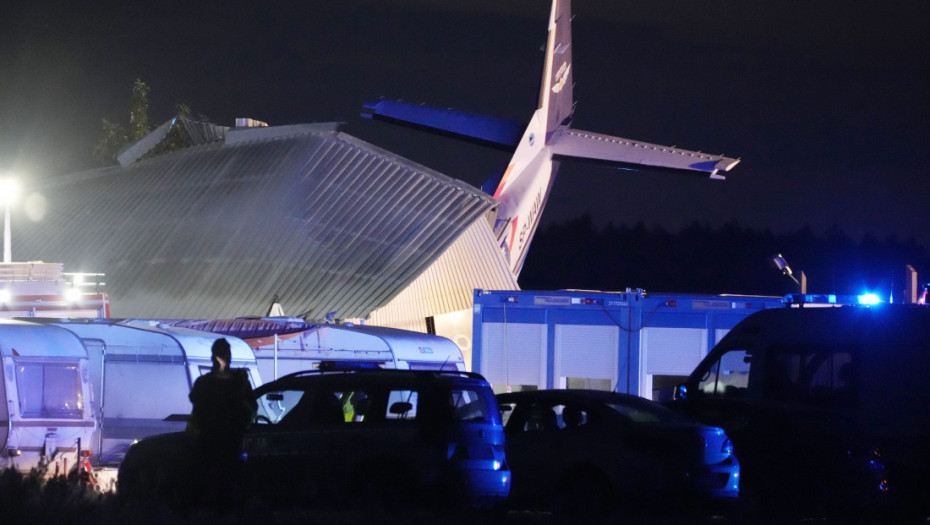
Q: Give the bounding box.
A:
[521,217,930,297]
[92,79,151,166]
[91,118,128,165]
[92,80,200,166]
[128,79,152,141]
[156,103,193,153]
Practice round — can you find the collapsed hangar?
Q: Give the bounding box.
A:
[14,118,518,361]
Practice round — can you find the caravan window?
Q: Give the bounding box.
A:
[15,362,84,419]
[408,362,459,371]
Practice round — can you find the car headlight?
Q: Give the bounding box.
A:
[721,438,734,456]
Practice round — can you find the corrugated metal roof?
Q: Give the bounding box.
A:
[365,218,518,327]
[117,117,229,167]
[15,123,500,321]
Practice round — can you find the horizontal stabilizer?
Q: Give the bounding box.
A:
[361,99,525,149]
[549,128,740,178]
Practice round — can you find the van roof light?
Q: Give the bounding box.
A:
[782,293,883,306]
[317,361,384,371]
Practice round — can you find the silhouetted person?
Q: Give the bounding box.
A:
[187,338,256,508]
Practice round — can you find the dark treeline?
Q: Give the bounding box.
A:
[521,215,930,299]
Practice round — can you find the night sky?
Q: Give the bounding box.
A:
[3,0,929,249]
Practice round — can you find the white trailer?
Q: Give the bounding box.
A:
[0,319,97,476]
[27,318,262,469]
[142,318,467,381]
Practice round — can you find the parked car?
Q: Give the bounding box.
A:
[667,304,930,520]
[119,367,510,511]
[496,389,738,515]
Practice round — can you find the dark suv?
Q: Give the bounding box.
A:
[245,367,510,508]
[119,367,510,510]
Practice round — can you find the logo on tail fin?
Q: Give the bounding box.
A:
[552,63,571,94]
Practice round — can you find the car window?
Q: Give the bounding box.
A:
[256,389,308,425]
[498,401,517,427]
[450,388,495,422]
[256,386,424,427]
[765,345,856,407]
[499,399,591,432]
[522,402,559,432]
[386,390,418,420]
[555,403,588,428]
[336,389,375,422]
[697,349,752,398]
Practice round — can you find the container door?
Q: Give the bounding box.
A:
[640,327,707,401]
[553,324,618,391]
[480,323,547,393]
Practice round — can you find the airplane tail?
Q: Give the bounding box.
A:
[362,0,740,280]
[540,0,574,142]
[489,0,574,276]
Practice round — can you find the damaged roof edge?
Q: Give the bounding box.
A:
[224,122,343,146]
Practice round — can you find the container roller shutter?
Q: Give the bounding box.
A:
[643,327,706,376]
[555,324,618,380]
[481,322,546,388]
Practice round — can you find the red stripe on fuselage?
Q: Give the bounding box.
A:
[493,164,516,199]
[508,217,519,253]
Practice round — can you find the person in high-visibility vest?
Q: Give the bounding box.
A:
[341,391,368,422]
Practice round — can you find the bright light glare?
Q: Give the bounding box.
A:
[0,289,10,304]
[64,287,82,303]
[24,192,47,222]
[858,294,881,305]
[0,178,20,206]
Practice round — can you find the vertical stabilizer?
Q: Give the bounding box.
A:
[541,0,574,139]
[492,0,575,277]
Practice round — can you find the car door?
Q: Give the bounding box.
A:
[245,385,349,503]
[499,396,578,500]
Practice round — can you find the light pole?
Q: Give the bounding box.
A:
[771,253,807,293]
[0,177,20,264]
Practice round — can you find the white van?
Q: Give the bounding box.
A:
[0,319,97,475]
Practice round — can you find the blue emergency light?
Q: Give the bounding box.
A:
[782,293,884,306]
[317,361,384,371]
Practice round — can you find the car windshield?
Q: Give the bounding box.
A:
[606,398,694,425]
